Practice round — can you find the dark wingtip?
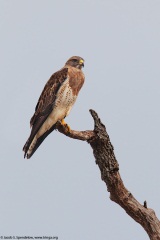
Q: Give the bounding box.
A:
[23,140,30,159]
[26,153,30,159]
[23,151,30,159]
[23,146,27,159]
[23,148,30,159]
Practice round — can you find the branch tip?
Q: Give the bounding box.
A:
[144,201,147,208]
[89,109,106,132]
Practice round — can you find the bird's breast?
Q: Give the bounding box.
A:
[49,78,77,124]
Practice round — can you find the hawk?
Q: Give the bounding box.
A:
[23,56,85,159]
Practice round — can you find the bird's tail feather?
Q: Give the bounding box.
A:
[23,125,55,159]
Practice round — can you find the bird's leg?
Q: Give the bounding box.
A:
[60,119,71,132]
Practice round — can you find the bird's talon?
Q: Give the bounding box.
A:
[60,119,71,132]
[65,124,71,132]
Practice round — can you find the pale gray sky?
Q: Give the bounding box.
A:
[1,0,160,239]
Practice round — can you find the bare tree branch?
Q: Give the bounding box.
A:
[55,121,95,141]
[55,109,160,240]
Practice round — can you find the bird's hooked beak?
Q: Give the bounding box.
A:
[79,59,84,67]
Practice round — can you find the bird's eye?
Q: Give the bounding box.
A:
[72,59,77,62]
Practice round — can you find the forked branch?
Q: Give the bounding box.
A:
[55,109,160,240]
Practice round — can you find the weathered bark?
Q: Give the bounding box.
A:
[55,109,160,240]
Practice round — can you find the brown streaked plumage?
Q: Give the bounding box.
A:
[23,56,85,159]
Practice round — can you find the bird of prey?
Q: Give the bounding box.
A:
[23,56,85,159]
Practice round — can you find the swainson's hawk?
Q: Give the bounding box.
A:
[23,56,85,159]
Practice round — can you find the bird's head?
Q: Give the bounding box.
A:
[65,56,84,70]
